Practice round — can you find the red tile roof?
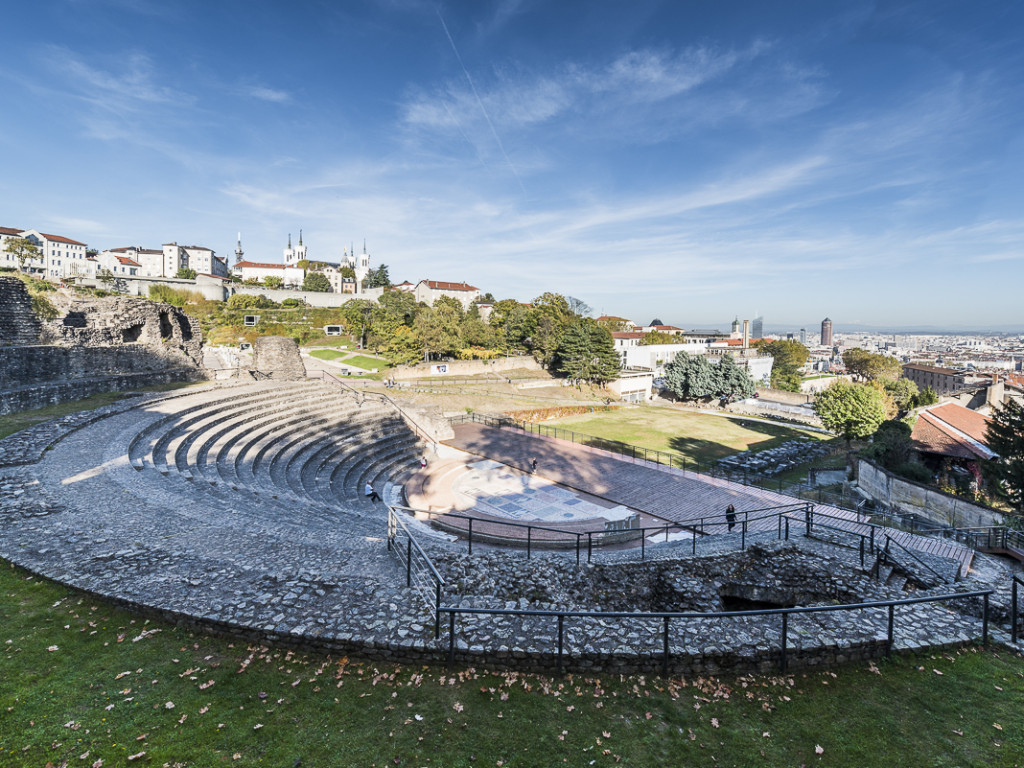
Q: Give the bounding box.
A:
[0,226,24,236]
[114,256,141,267]
[911,403,995,460]
[423,280,479,292]
[612,332,644,340]
[40,233,87,246]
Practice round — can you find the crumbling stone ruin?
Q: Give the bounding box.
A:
[0,276,42,346]
[0,279,205,414]
[252,336,307,380]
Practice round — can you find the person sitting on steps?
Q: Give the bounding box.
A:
[365,481,381,502]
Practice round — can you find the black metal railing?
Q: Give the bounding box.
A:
[319,370,438,452]
[441,589,993,675]
[392,502,815,563]
[878,534,949,586]
[1012,575,1024,644]
[386,506,446,637]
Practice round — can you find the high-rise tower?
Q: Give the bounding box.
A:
[821,318,833,347]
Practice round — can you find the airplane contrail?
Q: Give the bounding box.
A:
[436,6,526,195]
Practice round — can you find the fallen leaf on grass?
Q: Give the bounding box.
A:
[994,723,1003,730]
[815,745,824,754]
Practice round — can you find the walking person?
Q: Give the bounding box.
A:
[530,457,537,474]
[725,503,737,532]
[364,481,381,502]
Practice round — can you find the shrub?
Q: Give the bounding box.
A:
[227,293,279,309]
[281,298,304,308]
[894,462,932,484]
[31,294,59,321]
[149,284,207,307]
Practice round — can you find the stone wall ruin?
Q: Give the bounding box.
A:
[0,279,206,414]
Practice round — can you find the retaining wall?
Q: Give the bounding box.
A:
[857,458,1005,528]
[0,369,198,415]
[392,356,543,380]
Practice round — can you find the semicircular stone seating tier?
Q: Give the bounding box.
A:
[126,380,425,534]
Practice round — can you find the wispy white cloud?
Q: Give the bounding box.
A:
[53,48,191,111]
[244,85,291,103]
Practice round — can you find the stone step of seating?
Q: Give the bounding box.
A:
[149,384,309,471]
[248,400,391,481]
[309,433,419,508]
[320,421,411,501]
[188,390,344,482]
[229,400,386,489]
[127,381,281,462]
[213,398,371,490]
[333,437,422,507]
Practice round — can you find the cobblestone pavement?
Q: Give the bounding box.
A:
[0,383,1020,673]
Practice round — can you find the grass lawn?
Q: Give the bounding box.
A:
[0,382,195,441]
[307,349,349,361]
[344,354,391,371]
[1,561,1022,766]
[547,406,831,465]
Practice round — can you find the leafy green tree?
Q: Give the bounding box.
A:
[842,348,903,382]
[363,264,391,289]
[302,271,332,292]
[863,418,915,469]
[414,304,463,361]
[916,386,938,407]
[243,277,260,286]
[554,320,620,385]
[97,269,115,287]
[340,299,376,348]
[176,267,197,279]
[717,354,757,401]
[984,400,1024,509]
[433,295,464,319]
[640,330,675,345]
[663,352,720,401]
[755,339,809,391]
[526,293,573,365]
[813,380,887,444]
[340,266,356,279]
[884,377,919,413]
[264,275,283,289]
[489,299,529,351]
[4,237,41,271]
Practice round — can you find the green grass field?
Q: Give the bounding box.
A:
[307,348,349,361]
[1,561,1022,766]
[344,354,391,371]
[548,406,831,465]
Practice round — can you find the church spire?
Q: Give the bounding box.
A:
[299,229,303,246]
[234,232,244,264]
[288,233,292,249]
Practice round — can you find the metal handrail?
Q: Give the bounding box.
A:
[441,588,993,675]
[319,370,438,452]
[1012,575,1024,644]
[880,534,948,586]
[386,506,446,637]
[392,502,814,561]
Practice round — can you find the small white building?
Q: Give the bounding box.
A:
[414,280,481,310]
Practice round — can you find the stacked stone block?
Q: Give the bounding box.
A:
[0,276,42,346]
[252,336,307,380]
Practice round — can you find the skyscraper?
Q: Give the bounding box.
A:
[800,328,806,344]
[752,315,763,339]
[821,318,833,347]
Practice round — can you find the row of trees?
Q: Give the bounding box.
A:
[328,291,621,384]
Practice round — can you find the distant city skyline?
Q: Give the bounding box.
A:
[3,1,1023,327]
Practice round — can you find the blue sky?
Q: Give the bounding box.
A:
[3,1,1022,330]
